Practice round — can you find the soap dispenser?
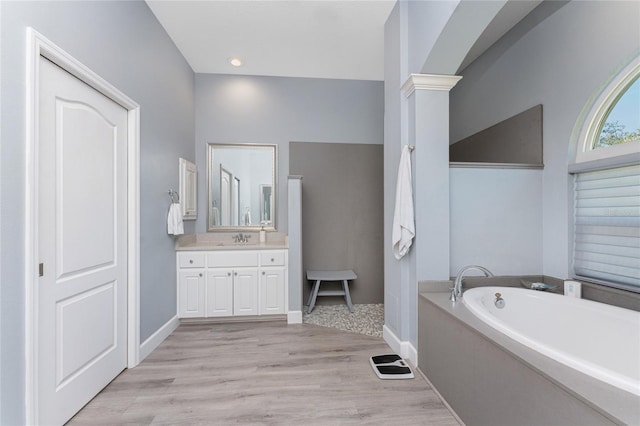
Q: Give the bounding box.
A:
[259,226,266,244]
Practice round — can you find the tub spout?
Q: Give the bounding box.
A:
[450,265,494,302]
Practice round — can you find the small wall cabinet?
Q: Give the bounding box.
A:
[179,158,197,220]
[177,249,287,319]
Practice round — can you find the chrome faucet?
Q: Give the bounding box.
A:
[450,265,494,302]
[232,233,251,243]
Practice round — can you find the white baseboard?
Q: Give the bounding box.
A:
[287,310,302,324]
[383,324,417,366]
[139,315,179,362]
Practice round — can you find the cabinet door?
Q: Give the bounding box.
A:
[260,268,285,315]
[178,269,205,318]
[206,268,233,317]
[233,268,258,316]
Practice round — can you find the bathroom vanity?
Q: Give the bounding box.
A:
[176,234,288,320]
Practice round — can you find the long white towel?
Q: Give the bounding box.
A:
[392,145,415,259]
[168,203,184,235]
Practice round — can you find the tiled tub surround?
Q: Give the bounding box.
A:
[418,277,640,425]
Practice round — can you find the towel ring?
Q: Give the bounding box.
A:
[168,189,180,203]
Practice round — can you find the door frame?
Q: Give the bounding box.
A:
[24,28,141,424]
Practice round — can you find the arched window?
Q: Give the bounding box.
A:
[593,76,639,150]
[573,59,640,166]
[571,56,640,291]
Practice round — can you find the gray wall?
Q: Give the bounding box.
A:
[450,0,640,280]
[450,104,543,164]
[290,142,384,305]
[194,73,384,234]
[0,1,195,423]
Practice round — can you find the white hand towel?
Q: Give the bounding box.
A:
[168,203,184,235]
[211,207,220,226]
[392,145,415,259]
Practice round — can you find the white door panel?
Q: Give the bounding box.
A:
[57,100,116,278]
[233,268,258,315]
[38,56,128,425]
[260,268,285,314]
[178,270,205,317]
[57,282,116,385]
[206,269,234,317]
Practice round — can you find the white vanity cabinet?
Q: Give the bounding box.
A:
[177,249,287,319]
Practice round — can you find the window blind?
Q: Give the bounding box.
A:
[573,164,640,288]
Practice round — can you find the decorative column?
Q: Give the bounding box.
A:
[401,74,461,281]
[287,175,303,323]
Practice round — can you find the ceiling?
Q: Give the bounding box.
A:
[146,0,541,82]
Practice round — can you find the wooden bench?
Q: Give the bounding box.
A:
[306,269,357,314]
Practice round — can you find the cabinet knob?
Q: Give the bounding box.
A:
[227,272,231,276]
[262,271,266,275]
[270,258,274,262]
[189,259,193,264]
[234,272,238,276]
[199,273,203,277]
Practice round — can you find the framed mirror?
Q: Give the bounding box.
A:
[207,143,277,231]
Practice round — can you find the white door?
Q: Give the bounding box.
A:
[206,269,234,317]
[38,57,128,425]
[233,268,259,315]
[178,270,205,317]
[260,268,285,314]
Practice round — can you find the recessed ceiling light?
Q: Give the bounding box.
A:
[229,57,243,67]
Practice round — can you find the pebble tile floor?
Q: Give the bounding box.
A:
[303,303,384,337]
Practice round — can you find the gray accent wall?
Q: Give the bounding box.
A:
[194,73,384,235]
[450,0,640,281]
[450,104,543,164]
[1,2,195,423]
[290,142,384,305]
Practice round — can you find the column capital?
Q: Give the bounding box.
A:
[401,74,462,97]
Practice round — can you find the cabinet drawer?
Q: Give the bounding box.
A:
[260,251,285,266]
[178,252,205,268]
[207,251,259,267]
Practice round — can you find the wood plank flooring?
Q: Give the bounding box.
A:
[68,322,460,425]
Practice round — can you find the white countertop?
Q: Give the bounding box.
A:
[175,233,288,251]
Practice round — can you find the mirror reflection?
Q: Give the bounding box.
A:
[208,144,277,231]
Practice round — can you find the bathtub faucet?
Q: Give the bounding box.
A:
[450,265,494,302]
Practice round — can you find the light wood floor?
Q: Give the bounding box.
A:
[69,322,460,425]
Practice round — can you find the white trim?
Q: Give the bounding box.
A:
[401,73,462,97]
[287,310,303,324]
[572,56,640,166]
[139,316,179,362]
[24,28,141,424]
[382,325,418,366]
